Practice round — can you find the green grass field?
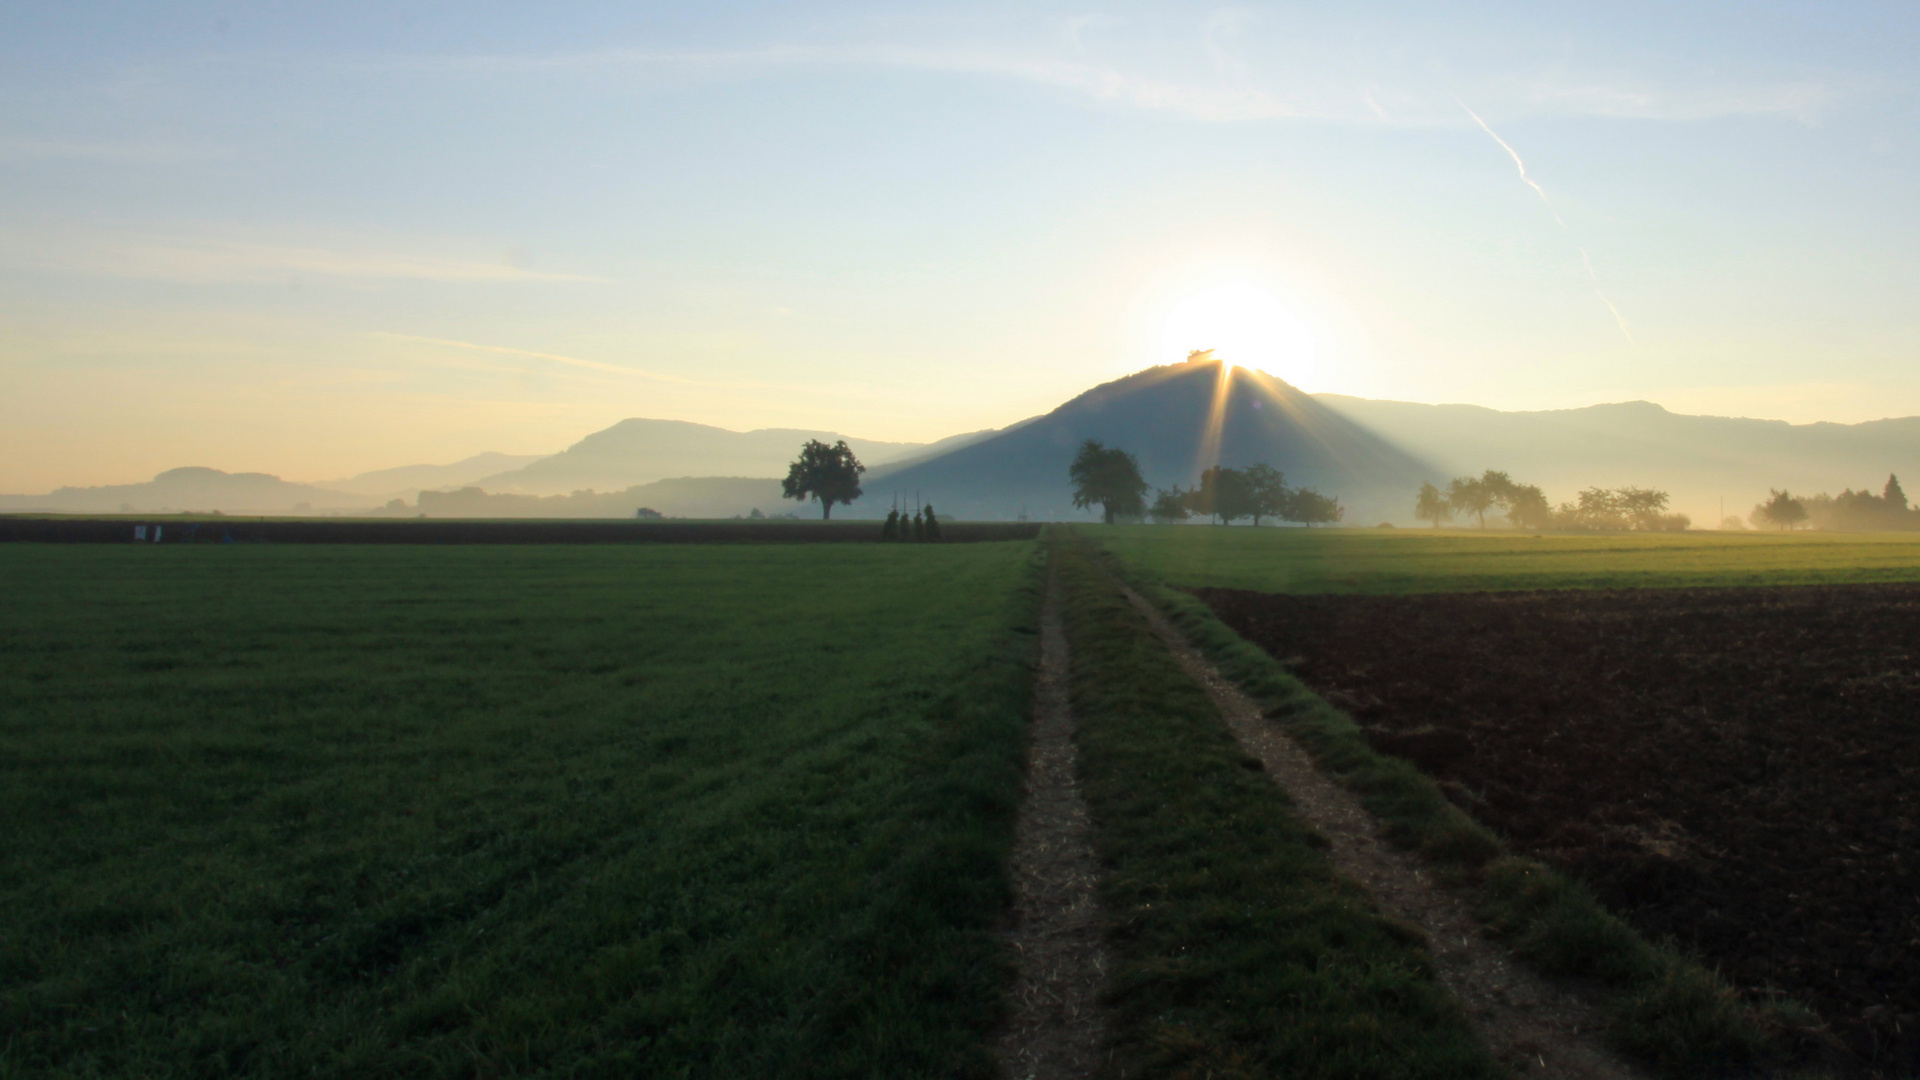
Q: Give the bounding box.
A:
[0,542,1040,1079]
[1096,525,1920,594]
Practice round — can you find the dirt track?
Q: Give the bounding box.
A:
[1122,581,1641,1080]
[1199,582,1920,1073]
[995,577,1109,1079]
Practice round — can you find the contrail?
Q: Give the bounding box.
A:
[1458,100,1636,347]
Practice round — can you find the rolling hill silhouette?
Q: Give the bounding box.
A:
[860,358,1436,521]
[0,467,368,514]
[322,452,551,498]
[469,418,958,496]
[1317,396,1920,524]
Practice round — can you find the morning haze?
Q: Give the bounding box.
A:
[10,6,1920,1080]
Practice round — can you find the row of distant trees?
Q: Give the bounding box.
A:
[1741,476,1915,531]
[1070,441,1343,525]
[1150,465,1343,526]
[1414,470,1690,532]
[881,504,942,540]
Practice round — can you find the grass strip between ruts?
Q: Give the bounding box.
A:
[1051,538,1502,1079]
[1081,532,1835,1079]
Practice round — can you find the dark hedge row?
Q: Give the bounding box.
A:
[0,517,1042,545]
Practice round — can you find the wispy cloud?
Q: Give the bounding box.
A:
[9,228,608,284]
[367,333,821,394]
[371,42,1303,122]
[869,47,1307,122]
[1513,77,1838,124]
[360,27,1843,129]
[368,333,703,382]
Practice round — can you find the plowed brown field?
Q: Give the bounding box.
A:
[1198,583,1920,1073]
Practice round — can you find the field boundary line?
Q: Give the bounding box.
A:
[1102,563,1645,1079]
[994,570,1111,1080]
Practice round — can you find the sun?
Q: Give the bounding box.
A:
[1160,281,1318,385]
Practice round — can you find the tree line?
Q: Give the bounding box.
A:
[1070,440,1343,526]
[1414,470,1690,531]
[1742,475,1914,531]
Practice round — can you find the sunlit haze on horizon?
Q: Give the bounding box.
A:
[5,2,1920,489]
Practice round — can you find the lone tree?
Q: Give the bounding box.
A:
[1069,440,1148,523]
[782,439,865,519]
[1753,488,1808,531]
[1414,481,1453,528]
[1244,464,1290,526]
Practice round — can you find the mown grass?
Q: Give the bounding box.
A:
[1099,525,1920,594]
[1052,538,1502,1080]
[1082,537,1832,1078]
[0,542,1041,1079]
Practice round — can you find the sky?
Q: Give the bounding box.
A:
[4,1,1919,490]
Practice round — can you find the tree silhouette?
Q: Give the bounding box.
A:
[1887,474,1908,511]
[1243,464,1289,526]
[923,503,942,541]
[1506,484,1553,530]
[1753,489,1808,530]
[1617,487,1671,530]
[1447,470,1519,529]
[1287,489,1344,527]
[1195,466,1256,524]
[1414,481,1453,528]
[1069,440,1148,524]
[782,439,865,520]
[1448,476,1494,528]
[1150,486,1191,523]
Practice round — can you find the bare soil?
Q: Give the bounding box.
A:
[1197,582,1920,1073]
[995,576,1110,1079]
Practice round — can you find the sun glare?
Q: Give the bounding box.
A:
[1160,281,1318,386]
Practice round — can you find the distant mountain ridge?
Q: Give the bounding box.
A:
[7,386,1919,522]
[857,360,1435,522]
[411,477,786,519]
[0,467,368,514]
[322,452,550,498]
[470,418,935,495]
[1315,395,1920,523]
